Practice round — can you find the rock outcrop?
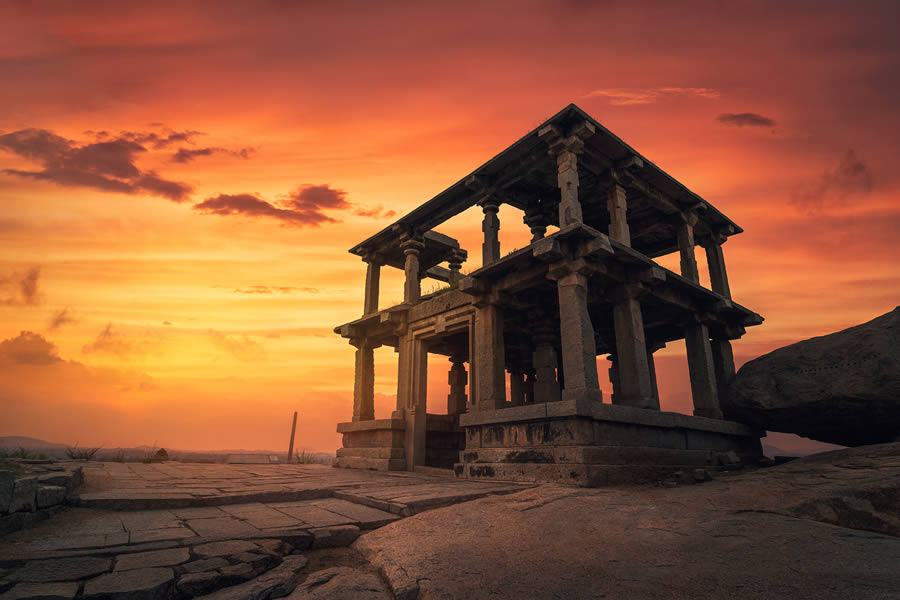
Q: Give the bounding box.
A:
[723,307,900,446]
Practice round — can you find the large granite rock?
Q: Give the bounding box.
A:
[723,307,900,446]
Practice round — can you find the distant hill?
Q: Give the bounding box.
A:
[0,436,69,449]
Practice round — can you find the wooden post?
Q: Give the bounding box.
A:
[287,411,298,463]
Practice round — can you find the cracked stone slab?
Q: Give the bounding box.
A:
[8,557,112,583]
[0,582,79,600]
[83,567,174,600]
[177,557,229,575]
[114,547,190,571]
[192,540,259,558]
[194,554,308,600]
[310,525,360,549]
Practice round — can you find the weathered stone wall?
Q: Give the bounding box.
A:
[1,462,83,535]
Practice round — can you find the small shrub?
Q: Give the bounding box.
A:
[111,449,126,462]
[65,444,101,460]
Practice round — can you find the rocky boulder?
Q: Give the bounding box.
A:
[723,307,900,446]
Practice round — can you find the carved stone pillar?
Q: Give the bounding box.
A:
[611,284,655,409]
[552,270,601,401]
[711,338,736,408]
[351,338,377,421]
[404,338,428,469]
[607,183,630,246]
[481,198,501,266]
[448,248,467,285]
[646,342,664,411]
[524,204,549,242]
[474,299,506,410]
[447,357,468,415]
[532,323,560,403]
[508,369,525,406]
[540,121,594,228]
[702,234,732,298]
[684,318,722,419]
[401,238,424,303]
[676,212,700,283]
[363,258,381,314]
[524,369,536,404]
[607,354,620,404]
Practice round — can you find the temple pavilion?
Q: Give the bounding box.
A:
[334,104,764,485]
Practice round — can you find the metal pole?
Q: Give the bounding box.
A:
[287,411,298,463]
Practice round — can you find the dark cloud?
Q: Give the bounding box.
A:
[82,323,138,357]
[791,150,874,212]
[716,112,776,127]
[233,285,319,294]
[0,128,193,202]
[0,331,62,365]
[193,185,351,226]
[207,329,264,361]
[1,266,42,306]
[48,308,76,331]
[354,205,397,219]
[171,147,254,163]
[119,129,201,149]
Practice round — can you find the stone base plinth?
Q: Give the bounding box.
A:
[455,398,763,486]
[334,419,406,471]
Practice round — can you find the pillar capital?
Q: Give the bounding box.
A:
[400,237,425,255]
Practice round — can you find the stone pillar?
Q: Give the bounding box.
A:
[711,338,736,407]
[474,301,506,409]
[447,357,468,415]
[532,324,560,403]
[524,205,548,243]
[703,238,732,298]
[524,370,536,404]
[351,338,376,421]
[676,213,700,283]
[481,199,501,266]
[553,271,601,401]
[508,369,525,406]
[405,338,428,469]
[646,345,661,411]
[607,354,620,404]
[363,259,381,314]
[611,285,655,408]
[685,320,723,419]
[607,183,630,246]
[448,249,467,285]
[556,149,583,227]
[395,339,410,413]
[402,238,424,303]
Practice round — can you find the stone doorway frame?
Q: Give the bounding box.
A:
[398,305,475,470]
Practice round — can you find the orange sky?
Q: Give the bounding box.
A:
[1,1,897,453]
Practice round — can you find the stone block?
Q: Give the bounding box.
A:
[289,566,391,599]
[83,568,174,600]
[189,555,307,600]
[36,474,73,492]
[114,547,190,571]
[176,571,221,598]
[335,447,404,459]
[35,486,66,509]
[310,525,360,548]
[192,540,259,558]
[0,471,14,514]
[218,563,254,584]
[230,552,276,575]
[10,557,112,583]
[333,457,406,471]
[176,558,228,575]
[0,582,79,600]
[9,478,37,513]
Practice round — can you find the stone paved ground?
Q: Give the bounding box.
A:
[0,463,527,599]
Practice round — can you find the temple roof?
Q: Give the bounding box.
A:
[350,103,742,262]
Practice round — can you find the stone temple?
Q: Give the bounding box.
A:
[334,104,765,485]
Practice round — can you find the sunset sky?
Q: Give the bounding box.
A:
[1,1,897,454]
